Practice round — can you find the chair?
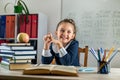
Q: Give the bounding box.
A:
[51,46,89,67]
[51,58,56,64]
[78,46,88,67]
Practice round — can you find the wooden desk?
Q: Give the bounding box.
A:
[0,66,120,80]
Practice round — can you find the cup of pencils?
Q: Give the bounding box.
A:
[97,61,110,74]
[90,47,119,74]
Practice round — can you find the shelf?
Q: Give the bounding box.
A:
[0,13,47,64]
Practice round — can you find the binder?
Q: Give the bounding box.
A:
[25,15,32,37]
[19,15,26,33]
[0,15,6,38]
[31,14,38,38]
[5,15,15,38]
[6,15,11,38]
[10,15,15,38]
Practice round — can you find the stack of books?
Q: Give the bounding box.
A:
[0,43,36,70]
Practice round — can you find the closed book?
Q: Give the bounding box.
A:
[6,15,10,38]
[0,15,6,38]
[31,14,38,38]
[23,64,78,76]
[0,49,36,55]
[25,15,32,37]
[10,15,15,38]
[10,59,31,64]
[0,61,32,70]
[2,58,31,64]
[0,53,13,57]
[13,55,35,59]
[1,43,30,46]
[0,45,34,50]
[18,15,26,33]
[0,40,6,44]
[6,15,15,38]
[0,54,35,60]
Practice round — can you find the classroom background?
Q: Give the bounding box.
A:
[0,0,120,68]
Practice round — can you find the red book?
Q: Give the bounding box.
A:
[31,14,38,38]
[10,15,15,38]
[25,15,32,37]
[6,15,15,38]
[0,40,6,44]
[19,15,26,33]
[6,15,11,38]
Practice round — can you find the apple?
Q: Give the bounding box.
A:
[17,33,29,43]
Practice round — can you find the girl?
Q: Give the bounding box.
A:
[41,19,80,66]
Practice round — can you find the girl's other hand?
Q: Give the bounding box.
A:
[43,33,53,50]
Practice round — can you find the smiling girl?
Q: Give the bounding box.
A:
[41,19,80,66]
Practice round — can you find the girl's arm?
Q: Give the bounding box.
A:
[58,40,80,66]
[42,33,54,64]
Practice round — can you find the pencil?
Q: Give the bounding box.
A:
[104,47,114,62]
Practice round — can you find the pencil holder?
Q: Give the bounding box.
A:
[97,61,110,74]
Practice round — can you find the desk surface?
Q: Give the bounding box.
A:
[0,66,120,80]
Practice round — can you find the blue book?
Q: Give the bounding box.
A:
[0,15,6,38]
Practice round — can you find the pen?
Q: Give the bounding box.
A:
[102,49,106,61]
[91,48,98,60]
[108,49,118,63]
[90,48,98,60]
[98,49,101,62]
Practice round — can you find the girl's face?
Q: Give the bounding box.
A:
[55,22,75,45]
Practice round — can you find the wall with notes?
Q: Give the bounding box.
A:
[62,0,120,67]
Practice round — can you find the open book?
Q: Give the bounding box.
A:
[23,64,78,76]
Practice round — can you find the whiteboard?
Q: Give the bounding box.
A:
[62,0,120,49]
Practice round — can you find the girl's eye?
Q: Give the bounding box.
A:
[60,29,64,32]
[67,31,71,33]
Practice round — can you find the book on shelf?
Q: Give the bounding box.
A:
[0,15,6,38]
[1,43,30,46]
[19,15,26,33]
[5,15,15,38]
[0,61,32,70]
[31,14,38,38]
[25,15,32,37]
[23,64,78,76]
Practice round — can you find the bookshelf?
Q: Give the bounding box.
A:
[0,13,47,64]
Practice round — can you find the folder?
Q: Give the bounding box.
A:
[19,15,26,33]
[0,15,6,38]
[6,15,11,38]
[31,14,38,38]
[10,15,15,38]
[6,15,15,38]
[25,15,32,37]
